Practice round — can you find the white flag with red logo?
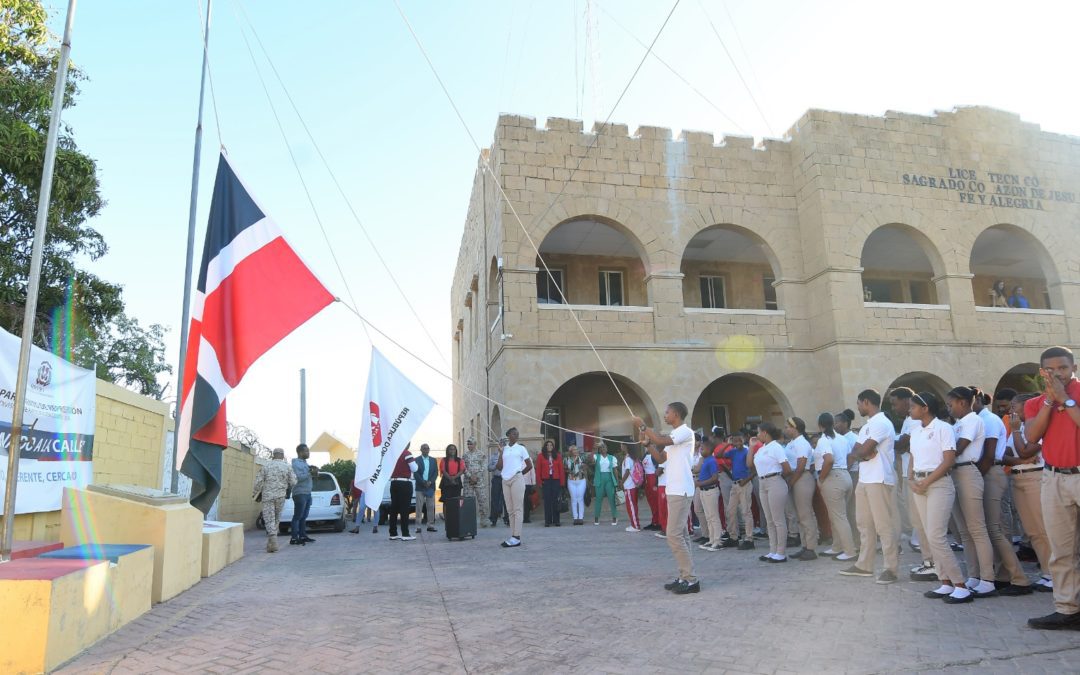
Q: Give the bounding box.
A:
[354,348,435,501]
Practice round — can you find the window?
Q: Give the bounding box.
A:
[598,270,624,306]
[909,280,933,304]
[762,277,778,310]
[699,275,727,309]
[710,405,730,433]
[313,474,338,493]
[537,269,565,304]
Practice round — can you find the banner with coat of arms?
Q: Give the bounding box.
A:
[0,327,97,514]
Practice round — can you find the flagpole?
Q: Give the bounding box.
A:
[171,0,213,494]
[1,0,79,563]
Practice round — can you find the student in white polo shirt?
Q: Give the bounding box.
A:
[945,387,998,598]
[753,422,794,562]
[973,389,1033,595]
[495,427,533,548]
[635,403,699,595]
[840,389,899,584]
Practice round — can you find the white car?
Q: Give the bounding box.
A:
[263,471,347,533]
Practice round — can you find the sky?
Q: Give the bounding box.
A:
[39,0,1080,457]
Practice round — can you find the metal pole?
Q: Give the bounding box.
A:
[1,0,79,563]
[299,369,307,445]
[171,0,213,493]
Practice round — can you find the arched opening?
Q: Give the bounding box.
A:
[887,371,951,401]
[860,224,943,305]
[541,372,658,452]
[970,225,1059,309]
[994,363,1041,402]
[535,217,648,307]
[680,225,782,310]
[691,373,791,434]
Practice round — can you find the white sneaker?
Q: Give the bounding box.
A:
[699,543,719,551]
[654,532,667,539]
[400,535,416,541]
[835,553,857,561]
[625,526,640,533]
[1038,576,1054,589]
[821,549,838,557]
[611,520,618,526]
[389,535,402,541]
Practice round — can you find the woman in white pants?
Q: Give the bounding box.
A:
[564,445,588,525]
[908,392,971,604]
[754,423,794,563]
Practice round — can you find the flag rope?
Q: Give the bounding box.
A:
[230,2,372,347]
[336,300,642,447]
[232,0,447,366]
[392,0,682,424]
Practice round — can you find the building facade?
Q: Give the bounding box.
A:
[451,106,1080,451]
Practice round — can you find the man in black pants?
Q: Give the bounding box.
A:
[489,438,510,527]
[388,444,417,541]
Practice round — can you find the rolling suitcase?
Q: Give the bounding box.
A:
[444,496,477,540]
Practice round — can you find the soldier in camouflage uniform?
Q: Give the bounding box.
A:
[254,448,297,552]
[462,439,490,527]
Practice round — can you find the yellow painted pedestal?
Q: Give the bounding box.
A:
[39,544,155,629]
[60,485,202,603]
[0,558,112,674]
[201,521,244,577]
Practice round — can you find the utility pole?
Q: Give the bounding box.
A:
[299,368,307,446]
[1,0,79,563]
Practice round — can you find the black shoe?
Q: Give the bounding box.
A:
[999,583,1035,596]
[544,523,550,527]
[971,587,999,599]
[994,580,1011,590]
[1017,545,1038,562]
[426,527,437,532]
[348,527,359,534]
[694,537,709,544]
[950,541,964,551]
[554,522,561,526]
[289,539,299,545]
[719,539,739,548]
[766,556,787,563]
[795,549,818,561]
[674,580,701,594]
[943,592,974,604]
[302,536,315,543]
[372,526,378,534]
[924,588,952,599]
[1028,611,1080,630]
[523,519,531,524]
[753,531,768,539]
[737,539,755,551]
[664,578,683,591]
[758,555,771,562]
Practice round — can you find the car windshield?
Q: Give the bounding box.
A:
[313,475,338,492]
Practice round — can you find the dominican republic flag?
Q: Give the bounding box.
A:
[179,154,334,513]
[354,348,435,502]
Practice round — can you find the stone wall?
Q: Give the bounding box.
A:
[452,106,1080,448]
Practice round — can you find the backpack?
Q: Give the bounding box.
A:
[630,459,645,487]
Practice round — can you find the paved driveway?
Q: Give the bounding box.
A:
[59,516,1080,674]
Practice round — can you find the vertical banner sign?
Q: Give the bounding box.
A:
[0,327,96,514]
[354,348,435,503]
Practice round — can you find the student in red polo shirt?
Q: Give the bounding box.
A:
[1024,346,1080,630]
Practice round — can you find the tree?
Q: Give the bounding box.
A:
[1,0,170,397]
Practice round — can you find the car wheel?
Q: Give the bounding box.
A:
[332,514,346,533]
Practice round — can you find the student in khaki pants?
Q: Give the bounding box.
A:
[496,427,533,549]
[840,389,899,584]
[1002,394,1053,592]
[815,413,857,562]
[1024,347,1080,630]
[945,387,999,598]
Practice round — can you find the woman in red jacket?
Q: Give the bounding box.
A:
[536,440,566,527]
